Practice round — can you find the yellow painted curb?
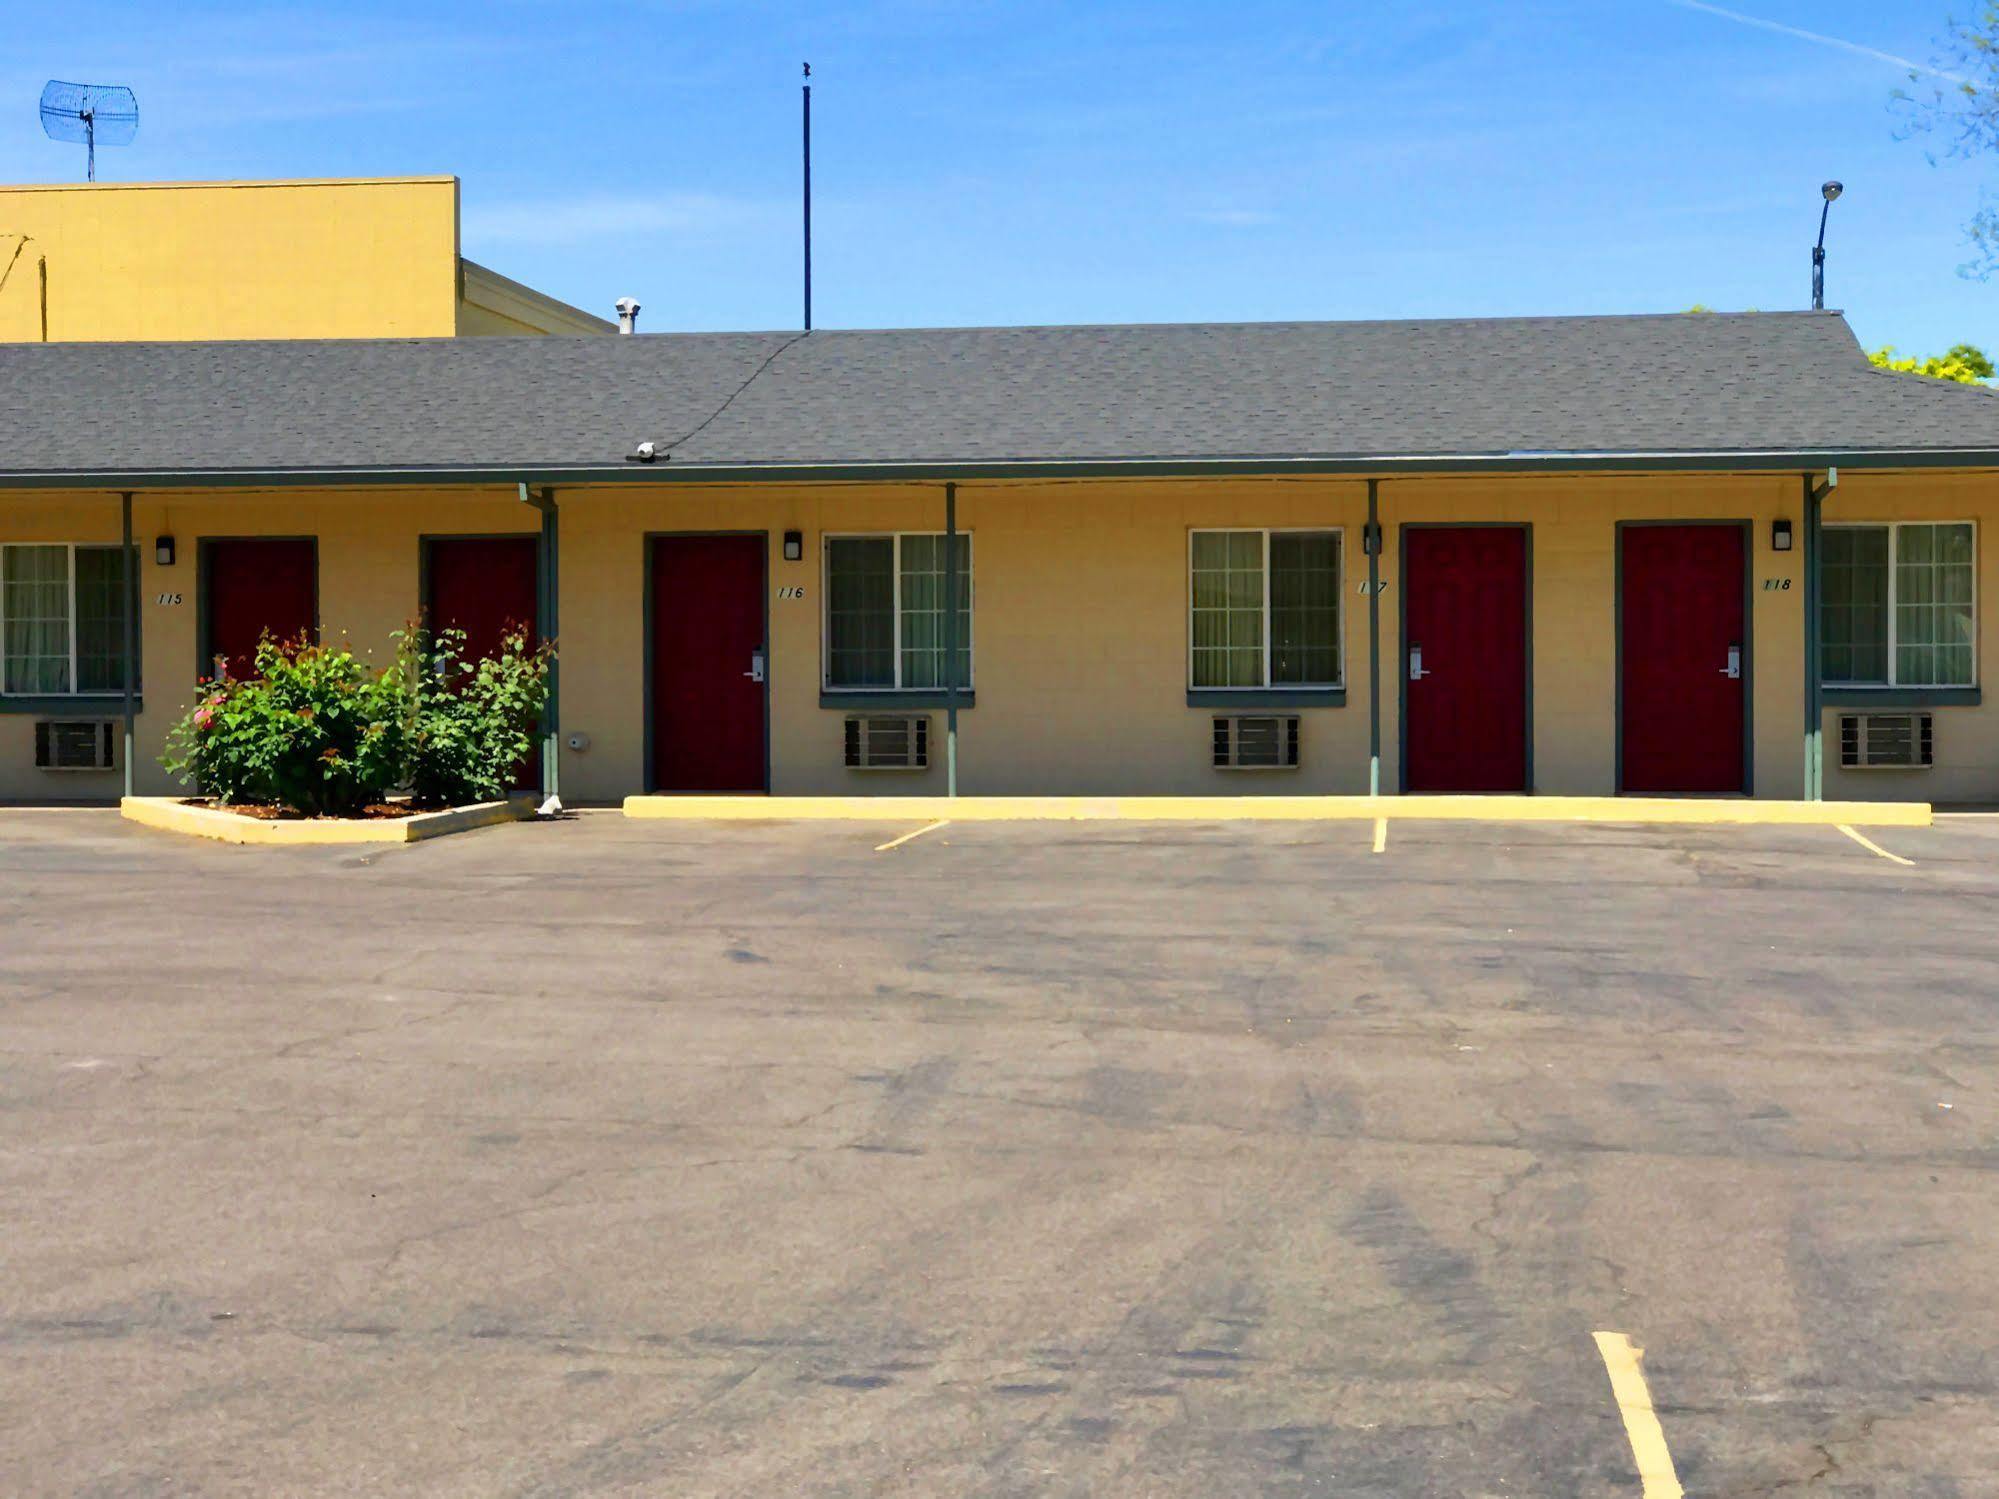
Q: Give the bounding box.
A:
[120,796,536,845]
[622,793,1931,829]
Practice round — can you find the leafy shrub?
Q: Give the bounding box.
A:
[404,624,552,808]
[161,625,553,815]
[163,635,412,816]
[1867,343,1995,385]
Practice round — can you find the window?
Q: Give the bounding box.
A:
[1190,529,1341,689]
[1,544,132,697]
[824,533,972,691]
[1821,523,1975,688]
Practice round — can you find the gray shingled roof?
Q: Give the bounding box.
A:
[3,310,1997,483]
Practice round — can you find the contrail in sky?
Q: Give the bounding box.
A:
[1663,0,1967,84]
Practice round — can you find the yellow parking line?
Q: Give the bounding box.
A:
[1592,1331,1684,1499]
[875,819,950,853]
[1837,823,1915,866]
[1371,817,1388,854]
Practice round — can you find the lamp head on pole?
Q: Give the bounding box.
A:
[1812,180,1843,311]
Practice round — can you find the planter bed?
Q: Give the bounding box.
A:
[120,794,536,846]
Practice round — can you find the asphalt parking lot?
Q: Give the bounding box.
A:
[3,807,1996,1497]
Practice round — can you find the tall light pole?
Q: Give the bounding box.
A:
[802,62,813,332]
[1812,180,1843,310]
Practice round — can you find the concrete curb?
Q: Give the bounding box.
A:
[621,794,1932,828]
[120,795,537,845]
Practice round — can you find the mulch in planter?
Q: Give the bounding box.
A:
[182,799,424,821]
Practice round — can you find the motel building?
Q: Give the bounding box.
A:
[1,180,1997,810]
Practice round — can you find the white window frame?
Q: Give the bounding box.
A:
[0,542,129,699]
[821,531,975,692]
[1822,520,1978,689]
[1187,526,1345,692]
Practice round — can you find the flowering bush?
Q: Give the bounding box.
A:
[404,624,552,808]
[162,625,552,815]
[163,636,412,816]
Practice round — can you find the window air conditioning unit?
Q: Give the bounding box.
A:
[1839,712,1933,770]
[35,720,116,771]
[1213,714,1300,770]
[844,715,929,770]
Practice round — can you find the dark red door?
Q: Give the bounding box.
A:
[428,536,541,791]
[651,535,766,792]
[204,539,315,680]
[1620,525,1746,794]
[1404,527,1529,792]
[427,536,539,661]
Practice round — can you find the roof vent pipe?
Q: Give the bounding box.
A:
[614,296,640,334]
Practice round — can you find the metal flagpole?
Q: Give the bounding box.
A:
[802,63,812,332]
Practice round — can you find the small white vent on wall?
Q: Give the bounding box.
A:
[35,720,115,771]
[844,715,929,770]
[1213,715,1300,770]
[1839,712,1933,770]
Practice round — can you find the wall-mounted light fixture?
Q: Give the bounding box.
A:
[1771,518,1794,553]
[783,530,804,562]
[1362,521,1382,556]
[154,534,176,567]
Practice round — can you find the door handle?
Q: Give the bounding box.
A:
[1720,644,1741,680]
[1408,645,1428,681]
[745,649,766,684]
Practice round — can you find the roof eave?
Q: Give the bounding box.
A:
[2,447,1996,491]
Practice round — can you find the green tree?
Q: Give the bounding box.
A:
[1866,342,1996,383]
[1895,6,1999,276]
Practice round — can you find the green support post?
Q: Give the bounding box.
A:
[520,483,560,806]
[1803,471,1834,802]
[944,481,960,797]
[1366,479,1382,797]
[120,491,135,799]
[1804,476,1819,801]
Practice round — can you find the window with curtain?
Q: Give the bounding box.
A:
[824,533,972,690]
[1820,522,1975,688]
[1190,529,1342,689]
[2,544,132,696]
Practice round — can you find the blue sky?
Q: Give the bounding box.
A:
[4,2,1990,352]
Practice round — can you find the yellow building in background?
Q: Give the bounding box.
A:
[0,175,612,342]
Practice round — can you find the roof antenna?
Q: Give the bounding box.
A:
[1812,180,1843,311]
[40,80,139,183]
[802,62,813,332]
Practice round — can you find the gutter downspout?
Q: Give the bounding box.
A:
[1366,480,1382,796]
[120,491,135,798]
[519,483,560,810]
[944,482,960,797]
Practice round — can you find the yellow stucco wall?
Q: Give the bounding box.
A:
[0,178,461,341]
[0,178,609,341]
[557,479,1375,799]
[0,472,1992,806]
[0,489,529,800]
[1820,471,1995,805]
[1379,473,1806,797]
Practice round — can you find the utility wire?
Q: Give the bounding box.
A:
[661,330,811,457]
